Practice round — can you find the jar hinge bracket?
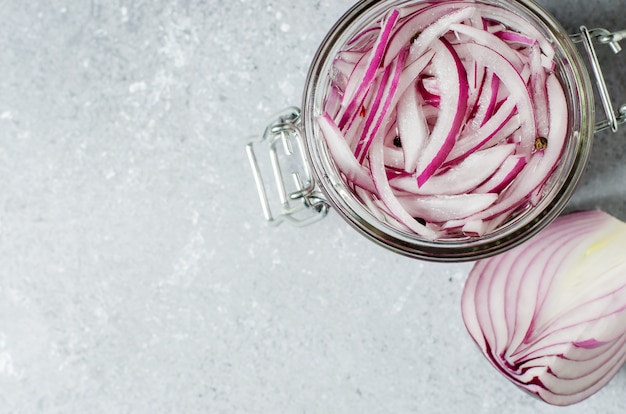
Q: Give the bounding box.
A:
[571,26,626,133]
[246,107,330,227]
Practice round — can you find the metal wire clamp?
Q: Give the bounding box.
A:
[571,27,626,133]
[246,107,330,226]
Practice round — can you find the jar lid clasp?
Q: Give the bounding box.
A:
[246,107,330,227]
[571,27,626,133]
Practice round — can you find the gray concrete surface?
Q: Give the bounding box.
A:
[0,1,625,413]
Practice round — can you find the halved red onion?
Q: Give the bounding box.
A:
[462,210,626,406]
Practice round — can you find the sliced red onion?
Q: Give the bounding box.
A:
[461,219,489,237]
[337,50,370,109]
[346,26,381,49]
[462,210,626,406]
[354,48,408,163]
[389,49,436,111]
[460,214,510,237]
[318,2,568,240]
[407,7,476,65]
[317,113,376,193]
[397,80,429,173]
[541,54,556,71]
[469,73,567,222]
[460,42,536,158]
[382,127,406,170]
[420,77,439,95]
[383,145,405,170]
[353,63,394,161]
[473,154,527,194]
[416,79,441,108]
[530,44,550,139]
[493,30,536,47]
[355,186,387,222]
[338,9,400,129]
[415,39,469,186]
[476,3,555,59]
[395,1,433,19]
[450,23,524,71]
[384,2,472,67]
[445,95,517,164]
[398,193,497,222]
[469,70,500,129]
[391,144,515,196]
[369,132,439,239]
[466,64,486,113]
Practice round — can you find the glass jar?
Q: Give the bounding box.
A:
[247,0,626,262]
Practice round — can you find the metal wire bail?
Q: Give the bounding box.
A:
[246,107,330,227]
[571,27,626,133]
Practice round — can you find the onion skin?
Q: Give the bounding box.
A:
[462,210,626,406]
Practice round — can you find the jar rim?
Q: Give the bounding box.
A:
[301,0,595,262]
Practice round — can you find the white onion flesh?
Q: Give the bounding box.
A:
[318,1,568,240]
[462,210,626,406]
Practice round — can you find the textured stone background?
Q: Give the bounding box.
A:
[0,1,625,413]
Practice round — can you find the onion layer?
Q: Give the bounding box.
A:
[462,210,626,406]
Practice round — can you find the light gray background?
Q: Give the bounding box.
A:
[1,1,625,413]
